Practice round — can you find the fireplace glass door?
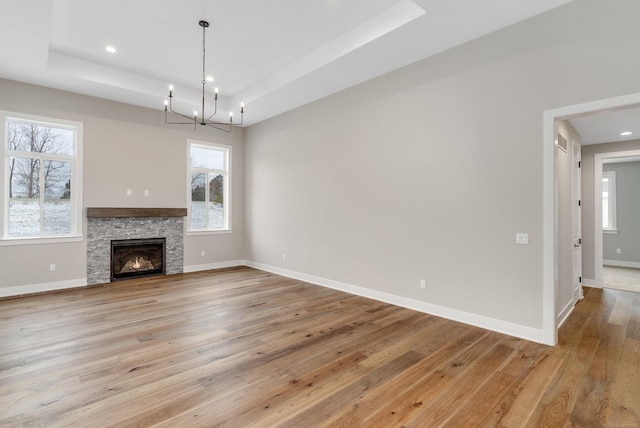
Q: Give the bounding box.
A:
[111,238,166,281]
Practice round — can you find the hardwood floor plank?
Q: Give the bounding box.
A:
[401,340,516,427]
[489,351,564,427]
[270,350,426,427]
[569,321,622,426]
[1,268,639,427]
[606,337,640,426]
[329,329,491,427]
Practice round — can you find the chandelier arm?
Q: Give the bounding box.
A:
[165,102,197,130]
[204,116,241,127]
[167,111,197,123]
[205,123,232,132]
[205,97,218,121]
[205,108,243,126]
[167,101,198,123]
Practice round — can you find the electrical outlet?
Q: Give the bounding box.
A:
[49,264,56,272]
[617,248,621,254]
[201,250,206,257]
[516,233,529,244]
[282,254,287,261]
[420,279,426,289]
[144,190,149,196]
[127,189,132,196]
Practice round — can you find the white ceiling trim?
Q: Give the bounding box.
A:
[235,0,426,107]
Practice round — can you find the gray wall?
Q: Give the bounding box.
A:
[602,161,640,264]
[581,140,640,281]
[0,79,245,291]
[245,0,640,333]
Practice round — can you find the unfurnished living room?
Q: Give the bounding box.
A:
[1,1,639,427]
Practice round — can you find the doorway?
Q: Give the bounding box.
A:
[594,150,640,293]
[543,92,640,346]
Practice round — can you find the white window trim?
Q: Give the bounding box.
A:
[602,170,617,234]
[1,111,83,245]
[186,139,232,234]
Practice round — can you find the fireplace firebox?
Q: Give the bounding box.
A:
[110,238,166,281]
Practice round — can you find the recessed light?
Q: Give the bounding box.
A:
[105,45,117,53]
[620,131,633,136]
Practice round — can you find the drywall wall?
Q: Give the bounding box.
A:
[0,79,245,293]
[602,161,640,264]
[582,140,640,282]
[245,0,640,337]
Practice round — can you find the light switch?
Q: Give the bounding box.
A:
[516,233,529,244]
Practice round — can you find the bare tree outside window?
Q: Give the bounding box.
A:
[189,142,229,231]
[6,119,75,236]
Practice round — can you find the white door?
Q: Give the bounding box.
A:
[573,140,583,301]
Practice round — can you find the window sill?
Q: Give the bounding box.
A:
[603,229,618,235]
[186,229,233,237]
[0,235,84,246]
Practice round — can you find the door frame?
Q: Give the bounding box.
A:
[543,91,640,346]
[572,139,583,303]
[594,149,640,288]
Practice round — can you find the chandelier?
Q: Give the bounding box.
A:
[164,20,244,132]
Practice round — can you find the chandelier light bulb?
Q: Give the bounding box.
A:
[169,84,174,91]
[194,110,198,117]
[164,100,168,106]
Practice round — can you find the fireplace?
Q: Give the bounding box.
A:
[87,207,186,285]
[111,238,166,281]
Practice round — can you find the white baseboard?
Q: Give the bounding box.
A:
[244,260,544,344]
[0,278,87,298]
[2,262,546,344]
[582,278,600,288]
[603,259,640,269]
[1,259,246,298]
[183,260,245,273]
[557,298,575,328]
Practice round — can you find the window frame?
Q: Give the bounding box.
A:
[186,140,232,235]
[602,170,617,234]
[1,111,83,245]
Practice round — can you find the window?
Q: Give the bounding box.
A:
[2,112,82,242]
[188,141,230,232]
[602,170,617,233]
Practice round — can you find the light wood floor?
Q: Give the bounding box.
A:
[1,267,639,427]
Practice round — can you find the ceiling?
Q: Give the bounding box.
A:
[1,0,580,127]
[569,107,640,146]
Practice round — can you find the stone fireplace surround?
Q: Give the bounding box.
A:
[86,208,187,285]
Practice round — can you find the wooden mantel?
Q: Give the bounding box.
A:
[86,207,188,218]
